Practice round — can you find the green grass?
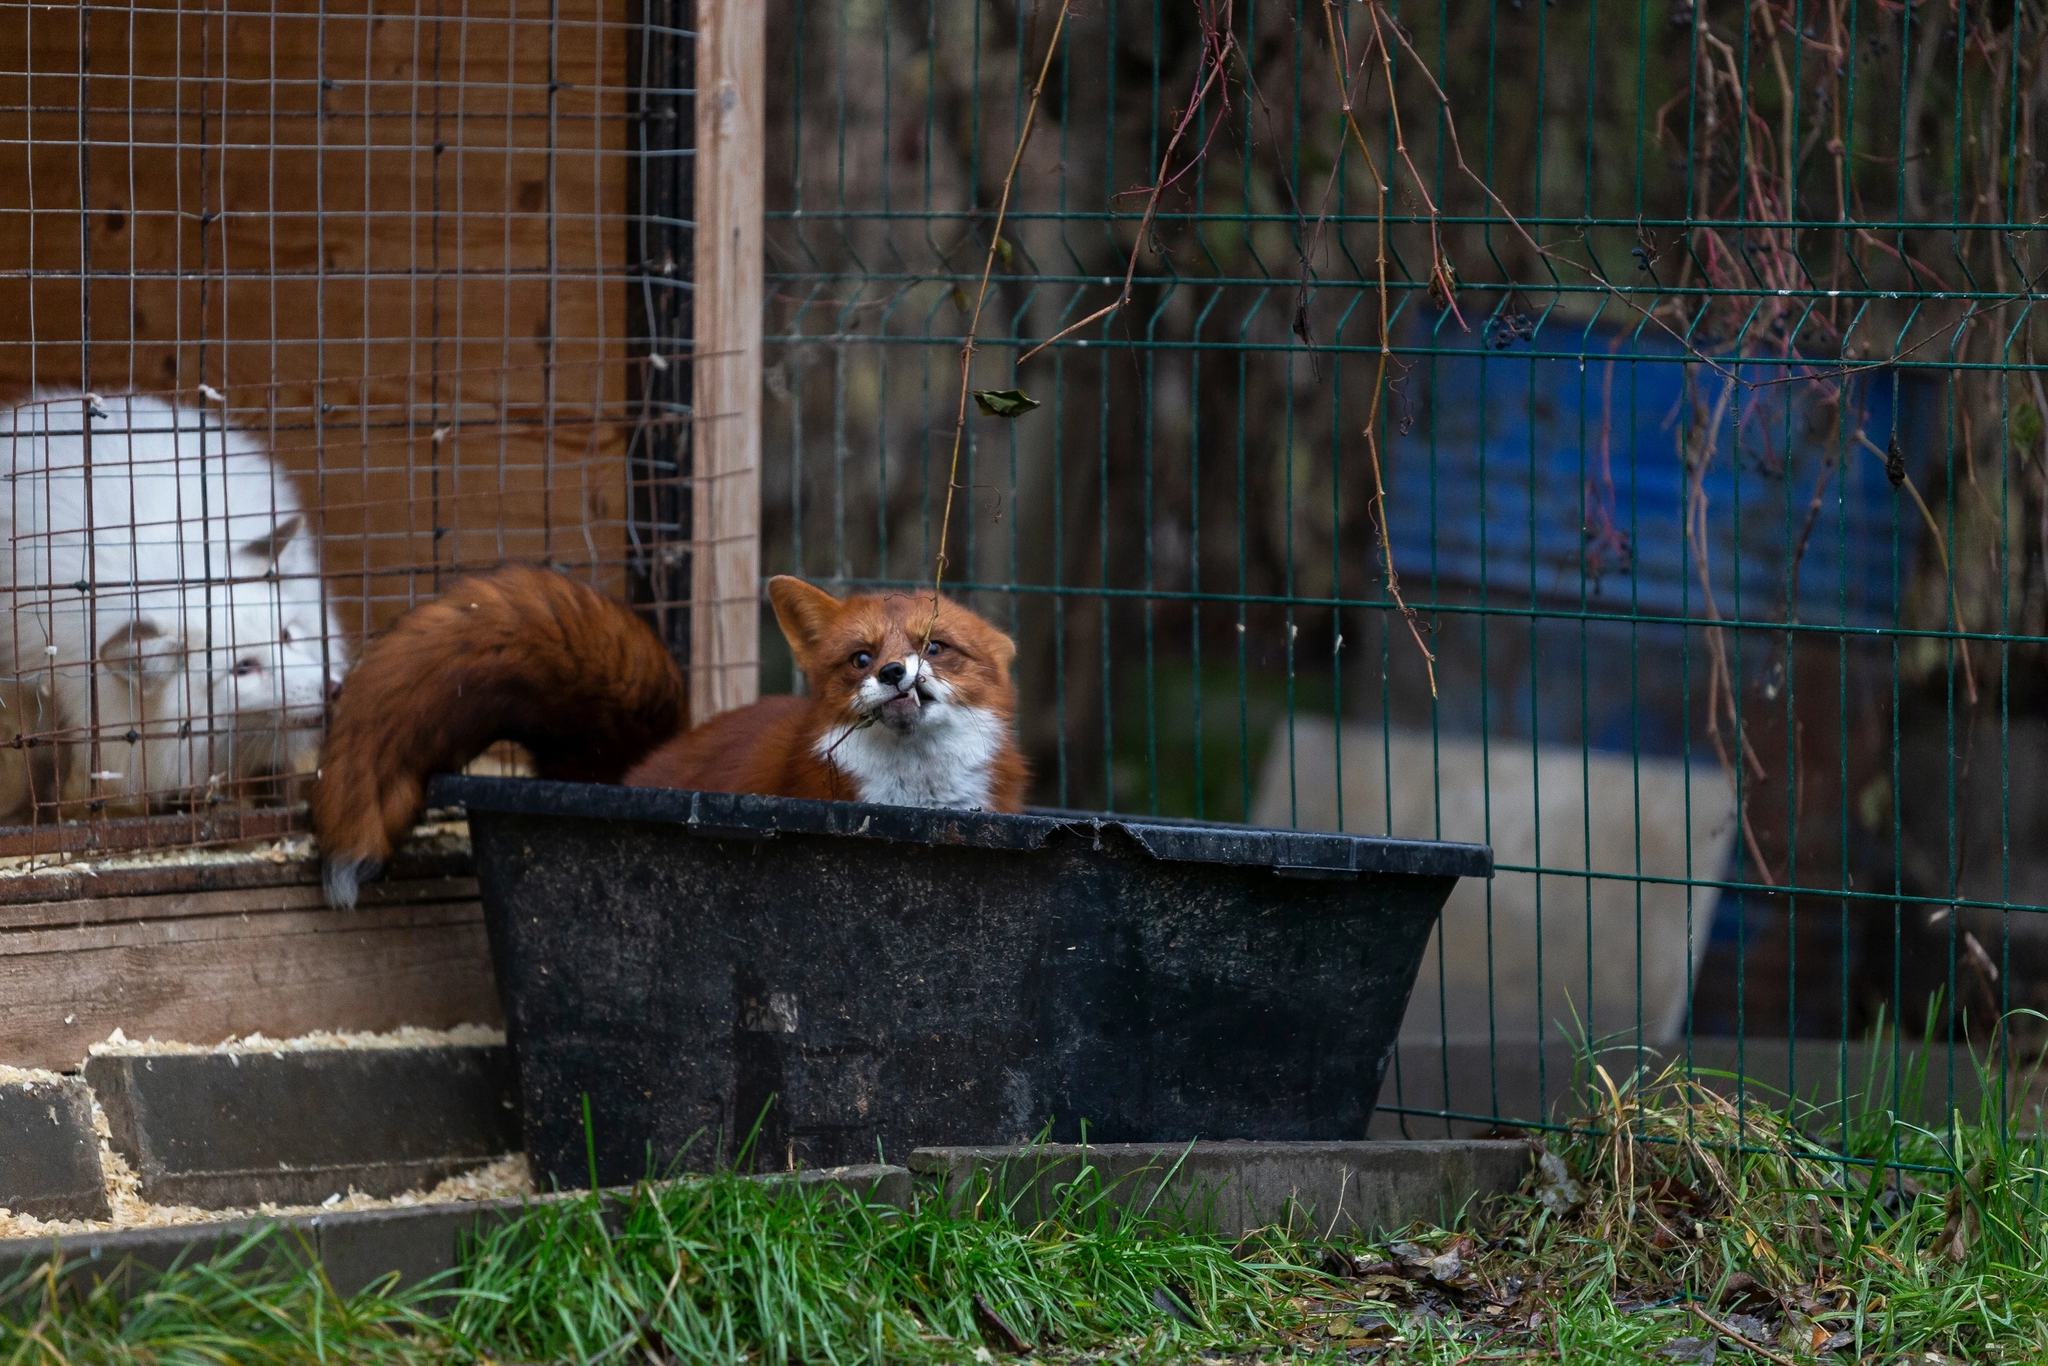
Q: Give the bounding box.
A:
[7,1047,2048,1365]
[437,1159,1311,1364]
[0,1159,1319,1366]
[0,1227,433,1366]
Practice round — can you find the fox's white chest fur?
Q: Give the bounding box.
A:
[815,703,1008,810]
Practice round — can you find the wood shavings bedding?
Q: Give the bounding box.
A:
[0,814,471,880]
[89,1022,505,1057]
[0,1063,65,1087]
[0,1153,535,1241]
[0,835,319,880]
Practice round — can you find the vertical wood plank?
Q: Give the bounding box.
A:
[690,0,764,718]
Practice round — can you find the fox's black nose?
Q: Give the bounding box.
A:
[878,661,906,688]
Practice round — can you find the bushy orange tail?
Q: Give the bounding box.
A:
[311,565,685,907]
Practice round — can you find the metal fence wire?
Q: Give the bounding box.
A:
[765,0,2048,1142]
[6,0,2045,1148]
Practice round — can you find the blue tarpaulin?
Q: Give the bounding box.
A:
[1383,320,1934,631]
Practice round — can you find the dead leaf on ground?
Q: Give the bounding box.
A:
[1646,1176,1705,1215]
[1325,1317,1395,1342]
[1484,1273,1526,1307]
[1939,1157,1992,1263]
[1151,1285,1197,1325]
[1721,1311,1773,1343]
[972,1293,1034,1354]
[1939,1187,1971,1262]
[1533,1145,1586,1217]
[1717,1271,1777,1313]
[1319,1248,1364,1278]
[1428,1251,1478,1290]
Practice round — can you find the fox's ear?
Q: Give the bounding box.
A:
[937,598,1016,673]
[986,626,1016,673]
[99,620,182,678]
[767,576,841,664]
[240,514,301,566]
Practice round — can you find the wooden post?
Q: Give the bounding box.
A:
[690,0,764,719]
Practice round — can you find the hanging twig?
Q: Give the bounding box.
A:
[1853,429,1980,707]
[928,0,1076,617]
[1322,0,1437,693]
[1014,0,1239,366]
[1680,374,1778,885]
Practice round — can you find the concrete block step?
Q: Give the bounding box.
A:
[0,1073,107,1221]
[84,1045,520,1207]
[908,1139,1534,1236]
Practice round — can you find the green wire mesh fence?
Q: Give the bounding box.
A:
[760,0,2048,1149]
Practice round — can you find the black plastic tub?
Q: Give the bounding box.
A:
[430,775,1492,1188]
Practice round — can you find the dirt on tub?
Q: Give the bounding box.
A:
[0,1024,536,1242]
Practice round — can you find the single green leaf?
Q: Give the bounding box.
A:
[972,388,1040,418]
[949,285,972,314]
[994,235,1014,268]
[2015,401,2043,452]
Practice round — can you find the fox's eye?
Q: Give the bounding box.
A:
[924,639,945,657]
[851,650,873,669]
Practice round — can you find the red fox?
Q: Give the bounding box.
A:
[310,565,1028,906]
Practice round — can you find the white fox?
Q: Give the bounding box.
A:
[0,390,348,816]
